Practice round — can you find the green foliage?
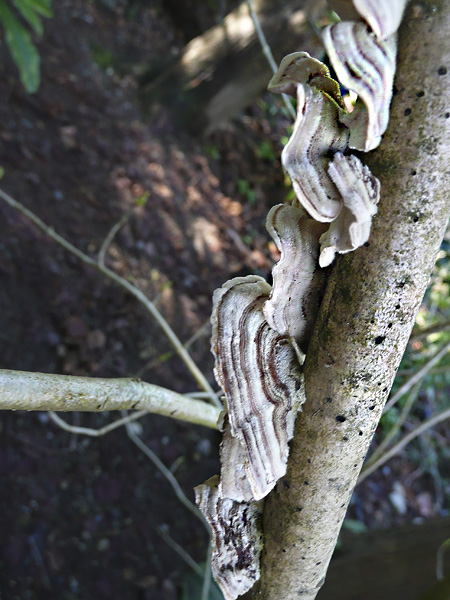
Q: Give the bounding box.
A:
[0,0,52,93]
[237,179,256,205]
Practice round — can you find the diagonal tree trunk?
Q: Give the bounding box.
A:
[247,2,450,598]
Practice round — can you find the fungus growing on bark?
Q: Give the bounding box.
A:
[211,276,304,500]
[319,153,380,267]
[194,476,263,600]
[196,2,407,596]
[322,21,397,151]
[263,203,328,353]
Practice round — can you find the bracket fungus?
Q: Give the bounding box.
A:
[263,203,328,353]
[323,21,397,152]
[319,152,380,267]
[194,476,263,600]
[196,1,407,596]
[211,276,304,501]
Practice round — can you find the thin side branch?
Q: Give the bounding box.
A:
[383,339,450,413]
[0,369,221,430]
[123,415,209,529]
[0,187,220,407]
[358,405,450,484]
[98,206,135,267]
[246,0,296,120]
[48,409,149,437]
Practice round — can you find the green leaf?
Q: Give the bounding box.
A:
[12,0,43,35]
[0,0,41,92]
[20,0,52,18]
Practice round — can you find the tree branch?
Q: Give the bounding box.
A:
[0,186,220,407]
[251,3,450,598]
[0,369,221,430]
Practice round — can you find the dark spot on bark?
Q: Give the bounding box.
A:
[369,405,375,411]
[388,323,393,328]
[327,397,333,403]
[374,336,385,345]
[393,84,398,95]
[296,506,303,512]
[359,431,363,436]
[413,215,419,223]
[404,108,412,116]
[336,415,346,423]
[438,66,447,75]
[395,303,401,309]
[370,319,375,324]
[282,549,286,553]
[364,241,370,247]
[354,464,357,468]
[383,387,388,393]
[97,404,102,410]
[302,557,306,560]
[283,480,291,489]
[416,90,425,97]
[343,436,348,441]
[304,481,309,486]
[411,169,417,176]
[446,112,450,118]
[316,562,322,565]
[307,458,311,464]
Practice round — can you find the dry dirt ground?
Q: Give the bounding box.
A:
[0,2,446,599]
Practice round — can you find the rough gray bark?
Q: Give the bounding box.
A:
[140,0,322,134]
[248,2,450,598]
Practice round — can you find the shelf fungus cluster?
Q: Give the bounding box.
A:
[195,2,406,598]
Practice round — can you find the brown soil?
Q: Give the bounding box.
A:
[0,2,447,599]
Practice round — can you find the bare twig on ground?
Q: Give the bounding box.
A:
[0,187,220,407]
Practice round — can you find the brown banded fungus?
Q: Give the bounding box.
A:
[211,276,304,500]
[194,476,263,600]
[319,152,380,267]
[323,21,397,151]
[264,203,328,353]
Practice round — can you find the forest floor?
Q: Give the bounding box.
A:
[0,1,447,599]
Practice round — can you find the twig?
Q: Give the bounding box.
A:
[48,409,149,437]
[383,339,450,413]
[98,207,135,267]
[123,414,209,530]
[0,369,221,430]
[0,186,220,408]
[365,381,422,469]
[358,405,450,484]
[246,0,296,120]
[437,538,450,581]
[157,525,204,579]
[201,540,213,600]
[410,320,450,341]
